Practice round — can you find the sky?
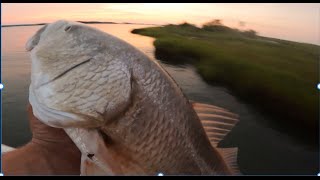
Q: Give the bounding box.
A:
[2,3,320,45]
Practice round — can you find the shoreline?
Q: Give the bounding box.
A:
[1,21,161,28]
[132,24,318,144]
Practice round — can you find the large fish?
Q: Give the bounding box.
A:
[26,20,240,175]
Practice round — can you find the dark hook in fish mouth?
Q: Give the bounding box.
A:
[40,58,92,87]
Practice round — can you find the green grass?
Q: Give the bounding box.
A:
[132,24,319,139]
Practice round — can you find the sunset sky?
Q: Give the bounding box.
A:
[2,3,320,45]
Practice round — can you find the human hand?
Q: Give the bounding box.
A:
[2,103,81,175]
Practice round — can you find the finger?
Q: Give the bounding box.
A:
[27,104,67,141]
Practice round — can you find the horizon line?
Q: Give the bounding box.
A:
[2,21,318,46]
[1,21,163,28]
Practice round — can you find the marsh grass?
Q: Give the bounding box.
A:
[132,24,319,140]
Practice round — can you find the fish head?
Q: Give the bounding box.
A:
[27,20,133,128]
[26,20,108,88]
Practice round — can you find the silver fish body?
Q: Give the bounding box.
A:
[27,20,239,175]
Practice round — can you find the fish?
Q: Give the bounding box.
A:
[26,20,240,175]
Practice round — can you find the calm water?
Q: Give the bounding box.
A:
[1,24,318,175]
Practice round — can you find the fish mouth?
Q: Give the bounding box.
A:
[26,24,48,52]
[40,58,92,87]
[25,38,35,51]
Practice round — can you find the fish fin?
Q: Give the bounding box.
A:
[192,102,239,147]
[81,154,107,175]
[217,148,241,175]
[65,128,122,175]
[192,102,241,174]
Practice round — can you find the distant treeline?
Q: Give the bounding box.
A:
[174,19,258,38]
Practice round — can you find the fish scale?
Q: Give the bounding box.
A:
[27,20,240,175]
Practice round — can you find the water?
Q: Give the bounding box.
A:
[1,24,318,175]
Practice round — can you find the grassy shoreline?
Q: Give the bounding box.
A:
[132,24,318,141]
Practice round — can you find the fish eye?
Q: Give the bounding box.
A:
[64,25,72,32]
